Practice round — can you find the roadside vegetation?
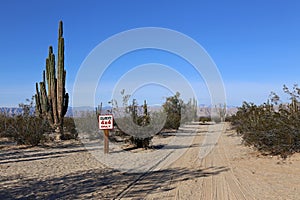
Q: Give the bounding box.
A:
[0,98,77,146]
[0,21,75,146]
[106,90,198,149]
[229,84,300,158]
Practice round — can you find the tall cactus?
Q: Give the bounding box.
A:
[142,100,150,126]
[35,21,69,140]
[95,102,102,119]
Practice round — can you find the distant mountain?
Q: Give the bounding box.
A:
[0,107,24,116]
[0,105,238,117]
[69,106,112,117]
[197,106,238,116]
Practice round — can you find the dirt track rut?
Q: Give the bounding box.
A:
[121,122,300,200]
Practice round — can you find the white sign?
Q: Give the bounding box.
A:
[99,115,113,130]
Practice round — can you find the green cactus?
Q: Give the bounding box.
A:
[130,99,138,124]
[35,21,69,140]
[142,100,150,126]
[95,102,102,119]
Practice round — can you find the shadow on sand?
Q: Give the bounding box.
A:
[0,165,228,199]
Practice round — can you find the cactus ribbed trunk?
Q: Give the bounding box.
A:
[96,103,102,120]
[57,21,64,121]
[143,100,150,126]
[35,21,69,140]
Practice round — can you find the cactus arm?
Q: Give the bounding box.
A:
[35,20,69,139]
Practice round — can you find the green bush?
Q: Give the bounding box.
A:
[162,92,182,130]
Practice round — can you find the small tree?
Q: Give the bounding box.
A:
[162,92,182,129]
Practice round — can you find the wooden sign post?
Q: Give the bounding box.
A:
[99,115,113,154]
[103,129,109,154]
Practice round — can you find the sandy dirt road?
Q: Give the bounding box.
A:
[147,124,300,200]
[1,123,300,199]
[121,123,300,200]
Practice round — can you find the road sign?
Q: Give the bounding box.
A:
[99,115,113,130]
[99,115,113,154]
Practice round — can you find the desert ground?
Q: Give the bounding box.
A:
[1,122,299,199]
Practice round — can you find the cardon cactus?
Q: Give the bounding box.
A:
[35,21,69,140]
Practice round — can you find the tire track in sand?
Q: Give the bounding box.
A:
[147,123,256,200]
[118,123,256,199]
[197,123,255,200]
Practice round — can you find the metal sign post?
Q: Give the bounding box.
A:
[99,115,113,154]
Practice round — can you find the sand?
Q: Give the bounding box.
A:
[1,123,300,199]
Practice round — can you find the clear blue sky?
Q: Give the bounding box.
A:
[1,0,299,107]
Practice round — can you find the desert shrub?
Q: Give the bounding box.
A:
[62,117,78,140]
[214,103,227,123]
[199,116,212,123]
[111,90,155,148]
[162,93,199,128]
[117,99,153,148]
[112,90,199,148]
[212,116,222,124]
[162,92,182,130]
[0,98,51,145]
[181,98,198,124]
[230,84,300,158]
[73,111,99,134]
[164,112,181,129]
[0,113,9,137]
[129,136,152,148]
[1,98,78,145]
[7,115,51,146]
[225,115,233,122]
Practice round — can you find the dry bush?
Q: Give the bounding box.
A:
[230,85,300,158]
[4,115,51,146]
[62,117,78,140]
